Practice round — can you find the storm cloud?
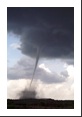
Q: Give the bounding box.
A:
[7,7,74,59]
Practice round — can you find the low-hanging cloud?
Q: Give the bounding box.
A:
[7,7,74,59]
[7,56,69,84]
[7,78,74,100]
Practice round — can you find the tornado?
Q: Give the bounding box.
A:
[29,47,41,89]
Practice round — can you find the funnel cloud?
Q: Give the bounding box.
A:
[29,47,41,88]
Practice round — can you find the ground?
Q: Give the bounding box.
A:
[7,98,74,109]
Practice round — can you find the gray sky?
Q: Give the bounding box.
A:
[7,7,74,100]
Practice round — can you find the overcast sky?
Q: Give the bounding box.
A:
[7,7,74,100]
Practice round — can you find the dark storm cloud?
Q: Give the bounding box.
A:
[7,7,74,58]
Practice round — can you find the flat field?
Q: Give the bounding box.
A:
[7,99,74,109]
